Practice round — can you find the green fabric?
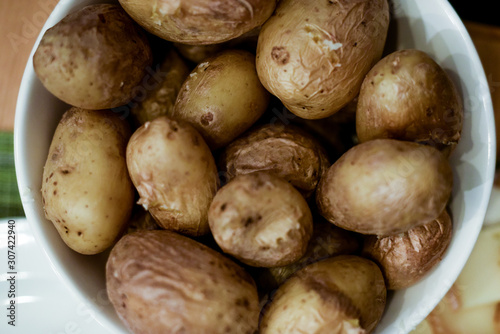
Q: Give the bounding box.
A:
[0,132,25,218]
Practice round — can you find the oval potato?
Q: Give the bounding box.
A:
[41,107,134,255]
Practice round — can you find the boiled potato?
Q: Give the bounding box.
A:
[172,50,270,149]
[362,209,453,290]
[126,116,219,236]
[260,255,387,334]
[208,172,313,267]
[356,49,463,153]
[118,0,276,45]
[33,4,152,110]
[256,0,389,119]
[106,230,260,334]
[219,124,329,197]
[130,48,190,126]
[316,139,453,236]
[41,107,134,255]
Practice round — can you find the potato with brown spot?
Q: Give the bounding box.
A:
[172,50,270,149]
[41,107,134,255]
[260,255,387,334]
[33,4,152,110]
[362,209,453,290]
[208,172,313,267]
[256,0,389,119]
[106,230,260,334]
[126,116,219,236]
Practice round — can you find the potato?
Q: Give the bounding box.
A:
[118,0,276,45]
[219,124,329,197]
[208,172,313,267]
[106,230,260,334]
[172,50,270,149]
[356,49,463,153]
[316,139,453,236]
[256,0,389,119]
[126,116,219,236]
[362,209,453,290]
[41,107,134,255]
[33,4,152,110]
[130,48,190,126]
[260,255,387,334]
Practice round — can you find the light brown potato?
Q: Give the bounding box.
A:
[33,4,152,110]
[260,255,387,334]
[172,50,270,149]
[356,49,463,153]
[219,124,329,197]
[126,116,219,237]
[130,48,190,126]
[41,107,134,255]
[362,209,453,290]
[316,139,453,236]
[208,172,313,268]
[256,0,389,119]
[106,230,260,334]
[118,0,276,45]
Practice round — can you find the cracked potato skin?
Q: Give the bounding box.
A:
[41,107,134,255]
[106,230,260,334]
[256,0,389,119]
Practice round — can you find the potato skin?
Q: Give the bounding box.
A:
[356,49,463,152]
[118,0,276,45]
[316,139,453,236]
[260,255,387,334]
[256,0,389,119]
[173,50,270,149]
[33,4,152,110]
[362,209,453,290]
[219,124,330,197]
[106,230,260,334]
[41,107,134,255]
[208,172,313,267]
[126,116,219,236]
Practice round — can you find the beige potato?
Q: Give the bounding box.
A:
[106,230,260,334]
[356,49,463,153]
[260,255,387,334]
[256,0,389,119]
[362,209,453,290]
[126,116,219,236]
[118,0,276,45]
[41,107,134,255]
[130,48,190,126]
[219,124,329,197]
[172,50,270,149]
[208,172,313,267]
[33,4,152,110]
[316,139,453,236]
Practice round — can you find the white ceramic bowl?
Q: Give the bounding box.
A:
[14,0,496,333]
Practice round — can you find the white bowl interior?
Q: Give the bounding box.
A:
[14,0,496,333]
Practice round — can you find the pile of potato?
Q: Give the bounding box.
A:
[36,0,464,333]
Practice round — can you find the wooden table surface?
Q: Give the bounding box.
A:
[1,1,499,156]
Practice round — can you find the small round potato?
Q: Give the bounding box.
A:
[33,4,152,110]
[362,209,453,290]
[208,172,313,267]
[41,107,134,255]
[316,139,453,236]
[126,116,219,236]
[256,0,389,119]
[172,50,270,149]
[219,124,330,197]
[118,0,276,45]
[260,255,387,334]
[106,230,260,334]
[356,49,463,152]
